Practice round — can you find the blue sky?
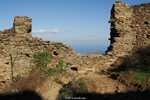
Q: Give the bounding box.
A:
[0,0,149,53]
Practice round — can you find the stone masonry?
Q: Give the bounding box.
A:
[0,1,149,97]
[13,16,32,33]
[107,1,150,59]
[0,16,76,92]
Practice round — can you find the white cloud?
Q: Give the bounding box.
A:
[33,28,62,34]
[32,30,108,47]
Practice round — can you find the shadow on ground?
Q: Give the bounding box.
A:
[58,90,150,100]
[0,90,43,100]
[110,45,150,71]
[58,46,150,100]
[108,45,150,90]
[1,90,150,100]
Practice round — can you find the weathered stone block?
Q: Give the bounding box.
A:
[13,16,32,36]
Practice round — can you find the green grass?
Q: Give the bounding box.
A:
[110,64,150,89]
[134,71,149,82]
[132,68,150,83]
[117,66,150,88]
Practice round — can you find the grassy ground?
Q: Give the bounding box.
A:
[110,65,150,90]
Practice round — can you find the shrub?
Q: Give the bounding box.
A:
[59,87,73,100]
[33,51,68,77]
[33,51,52,71]
[56,59,68,71]
[47,59,68,76]
[58,79,88,100]
[73,79,88,93]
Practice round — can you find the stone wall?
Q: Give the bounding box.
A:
[132,3,150,49]
[0,1,150,93]
[130,3,150,66]
[107,1,150,58]
[0,16,77,92]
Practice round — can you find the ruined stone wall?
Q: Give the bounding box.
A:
[13,16,32,38]
[0,16,77,92]
[0,2,150,92]
[129,3,150,66]
[107,1,150,58]
[132,4,150,49]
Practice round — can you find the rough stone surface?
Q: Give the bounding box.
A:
[0,1,150,100]
[13,16,32,38]
[0,16,77,92]
[107,2,150,58]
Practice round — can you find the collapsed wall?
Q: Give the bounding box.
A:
[107,1,150,59]
[0,1,149,93]
[0,16,76,92]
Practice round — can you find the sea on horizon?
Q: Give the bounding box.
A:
[71,44,107,54]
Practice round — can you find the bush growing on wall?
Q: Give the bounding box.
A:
[33,51,52,72]
[33,51,68,77]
